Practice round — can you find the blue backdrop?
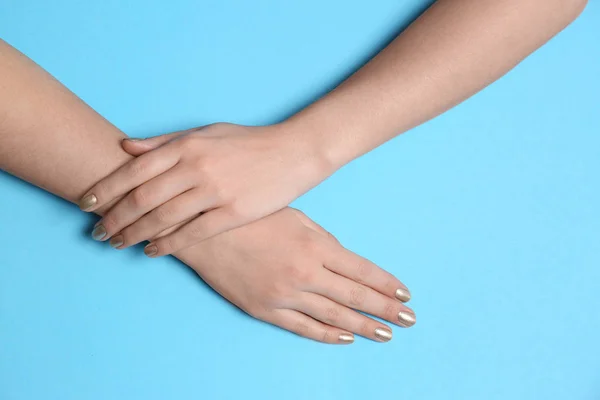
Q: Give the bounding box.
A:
[1,1,599,399]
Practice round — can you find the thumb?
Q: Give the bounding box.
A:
[122,131,186,156]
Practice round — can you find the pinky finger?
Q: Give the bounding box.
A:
[144,207,248,257]
[268,309,354,345]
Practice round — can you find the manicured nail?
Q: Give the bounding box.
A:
[91,224,107,241]
[395,288,411,303]
[398,310,416,328]
[374,328,392,342]
[124,138,140,142]
[338,334,354,344]
[79,194,97,211]
[144,245,158,257]
[110,235,124,248]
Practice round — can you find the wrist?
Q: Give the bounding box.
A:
[266,121,335,186]
[278,113,346,177]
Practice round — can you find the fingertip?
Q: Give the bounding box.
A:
[337,333,355,344]
[143,244,159,257]
[78,193,98,212]
[109,235,125,249]
[395,287,411,303]
[121,138,150,156]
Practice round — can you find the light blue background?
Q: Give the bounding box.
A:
[1,1,599,399]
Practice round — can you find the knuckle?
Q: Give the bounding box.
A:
[285,263,315,286]
[357,260,373,278]
[356,260,374,281]
[264,282,289,306]
[327,232,340,244]
[225,202,245,219]
[128,159,147,177]
[159,236,177,254]
[131,188,149,207]
[187,224,206,239]
[383,302,397,320]
[207,181,228,204]
[154,206,173,224]
[324,307,340,325]
[349,286,367,307]
[293,322,310,337]
[102,213,119,230]
[192,157,209,174]
[359,320,372,336]
[321,330,334,343]
[298,234,322,255]
[246,303,269,320]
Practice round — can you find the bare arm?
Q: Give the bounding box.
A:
[81,0,588,257]
[0,40,129,204]
[0,39,415,344]
[289,0,588,166]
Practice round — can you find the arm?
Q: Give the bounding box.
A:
[82,0,587,257]
[288,0,589,166]
[0,39,415,344]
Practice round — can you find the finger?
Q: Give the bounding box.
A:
[114,189,214,248]
[294,293,393,343]
[78,144,179,212]
[313,270,417,328]
[95,166,197,243]
[324,246,411,303]
[266,309,354,345]
[122,130,189,156]
[144,207,251,257]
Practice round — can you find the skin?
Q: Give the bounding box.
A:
[0,39,414,344]
[79,0,588,257]
[0,0,587,343]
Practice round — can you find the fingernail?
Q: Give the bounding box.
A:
[374,328,392,342]
[398,310,417,328]
[338,334,354,344]
[124,138,140,142]
[144,245,158,257]
[110,235,124,248]
[395,288,411,302]
[92,224,107,241]
[79,194,97,211]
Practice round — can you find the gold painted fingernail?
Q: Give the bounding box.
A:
[374,328,392,342]
[91,224,107,241]
[398,310,416,327]
[124,138,140,141]
[395,288,411,302]
[144,245,158,257]
[110,235,124,248]
[79,194,97,211]
[338,334,354,344]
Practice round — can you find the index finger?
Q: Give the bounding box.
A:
[78,144,180,212]
[323,245,412,303]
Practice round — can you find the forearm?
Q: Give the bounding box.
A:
[0,39,133,212]
[0,40,132,206]
[286,0,587,168]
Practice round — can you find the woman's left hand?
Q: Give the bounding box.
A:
[78,122,332,256]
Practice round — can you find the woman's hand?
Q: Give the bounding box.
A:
[79,123,331,257]
[175,207,415,344]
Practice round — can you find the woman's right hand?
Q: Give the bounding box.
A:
[175,207,415,344]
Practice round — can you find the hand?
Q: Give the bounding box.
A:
[175,208,415,344]
[79,123,331,256]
